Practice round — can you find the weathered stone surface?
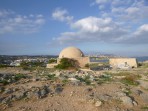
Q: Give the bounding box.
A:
[138,80,148,89]
[120,96,133,107]
[13,91,26,100]
[55,87,63,94]
[140,93,148,103]
[98,94,112,101]
[40,89,48,98]
[95,100,102,107]
[132,89,143,96]
[3,88,13,94]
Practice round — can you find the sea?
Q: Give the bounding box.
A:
[90,56,148,62]
[134,56,148,62]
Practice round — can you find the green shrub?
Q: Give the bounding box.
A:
[47,74,56,80]
[85,63,89,68]
[0,64,9,68]
[48,59,57,63]
[14,73,26,80]
[141,106,148,110]
[75,75,91,85]
[55,58,78,69]
[0,80,9,85]
[62,79,69,84]
[121,75,139,86]
[20,61,45,70]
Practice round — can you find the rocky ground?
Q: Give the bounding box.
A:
[0,67,148,111]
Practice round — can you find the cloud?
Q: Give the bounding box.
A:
[131,24,148,43]
[0,10,45,34]
[0,9,14,17]
[49,0,148,46]
[93,0,148,22]
[52,8,73,23]
[51,16,128,45]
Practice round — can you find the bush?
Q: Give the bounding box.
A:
[48,59,57,63]
[47,74,56,80]
[0,64,9,68]
[14,73,26,80]
[55,58,78,69]
[121,75,139,86]
[20,61,45,70]
[85,63,89,68]
[75,75,91,85]
[0,80,9,85]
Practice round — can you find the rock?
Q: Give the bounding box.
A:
[40,89,48,98]
[26,91,34,99]
[98,94,112,101]
[88,99,95,104]
[120,96,133,107]
[116,91,127,97]
[13,91,26,100]
[55,87,63,94]
[40,78,48,81]
[95,100,102,107]
[89,92,94,99]
[1,95,13,104]
[138,80,148,89]
[133,101,138,106]
[0,87,5,93]
[34,91,40,99]
[140,93,148,103]
[55,72,61,77]
[132,89,143,96]
[86,88,93,92]
[3,88,13,94]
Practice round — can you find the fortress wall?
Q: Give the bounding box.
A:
[109,58,138,68]
[46,63,58,68]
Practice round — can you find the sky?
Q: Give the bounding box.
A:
[0,0,148,56]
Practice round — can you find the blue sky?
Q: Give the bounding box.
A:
[0,0,148,56]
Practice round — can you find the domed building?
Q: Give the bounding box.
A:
[59,47,84,58]
[47,46,90,68]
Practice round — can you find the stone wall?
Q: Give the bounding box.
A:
[46,63,58,68]
[109,58,138,68]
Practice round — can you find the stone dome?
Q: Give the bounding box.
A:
[59,47,84,58]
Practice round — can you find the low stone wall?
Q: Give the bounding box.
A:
[109,58,138,68]
[46,63,58,68]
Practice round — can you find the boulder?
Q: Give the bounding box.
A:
[140,93,148,103]
[120,96,133,107]
[95,100,102,107]
[138,80,148,89]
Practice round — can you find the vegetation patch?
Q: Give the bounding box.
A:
[20,61,45,70]
[121,75,139,86]
[48,59,57,64]
[99,74,112,81]
[0,64,9,68]
[14,73,26,80]
[75,75,91,85]
[62,79,69,85]
[0,79,9,85]
[141,106,148,110]
[55,58,78,69]
[47,74,56,80]
[0,73,26,85]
